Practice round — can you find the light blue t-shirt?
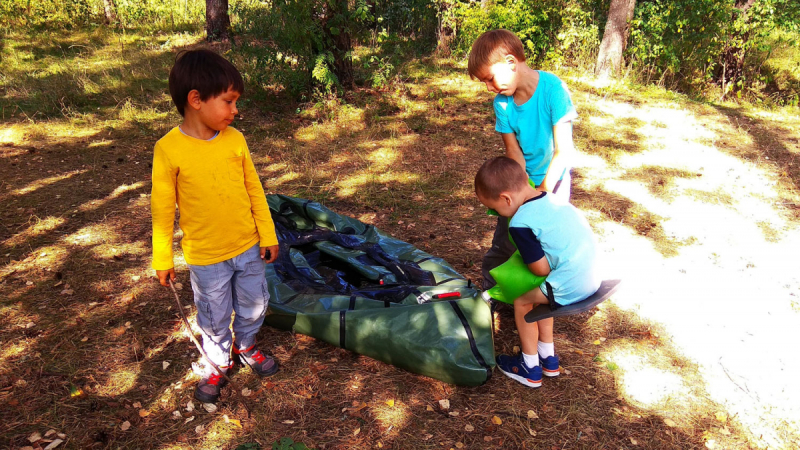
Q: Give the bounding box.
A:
[494,71,578,185]
[509,193,600,306]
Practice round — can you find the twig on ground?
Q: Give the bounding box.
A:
[167,279,252,418]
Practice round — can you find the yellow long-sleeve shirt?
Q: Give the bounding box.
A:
[150,127,278,270]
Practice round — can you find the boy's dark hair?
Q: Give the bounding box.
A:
[168,49,244,117]
[475,156,529,199]
[467,29,526,80]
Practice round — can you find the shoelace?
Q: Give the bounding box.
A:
[207,372,223,386]
[249,350,266,364]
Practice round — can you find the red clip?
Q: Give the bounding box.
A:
[432,292,460,299]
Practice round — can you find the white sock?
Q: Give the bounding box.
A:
[538,342,555,359]
[522,352,539,368]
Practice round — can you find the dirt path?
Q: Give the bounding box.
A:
[566,84,800,447]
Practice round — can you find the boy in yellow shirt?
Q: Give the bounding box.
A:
[151,49,280,404]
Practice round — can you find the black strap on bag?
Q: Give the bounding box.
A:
[339,311,347,349]
[449,301,492,378]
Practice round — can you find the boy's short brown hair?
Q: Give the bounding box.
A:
[467,29,526,79]
[168,49,244,117]
[475,156,529,199]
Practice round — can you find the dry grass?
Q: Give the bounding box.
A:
[2,28,800,450]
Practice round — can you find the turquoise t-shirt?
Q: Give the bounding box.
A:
[494,71,578,185]
[509,193,601,306]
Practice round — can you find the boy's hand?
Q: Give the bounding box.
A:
[261,245,279,264]
[156,268,176,287]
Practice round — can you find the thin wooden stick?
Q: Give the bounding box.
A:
[168,279,252,417]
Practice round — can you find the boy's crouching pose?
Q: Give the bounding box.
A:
[475,157,600,387]
[151,49,280,403]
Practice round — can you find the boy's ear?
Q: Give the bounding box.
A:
[498,192,513,205]
[186,90,202,111]
[505,54,517,69]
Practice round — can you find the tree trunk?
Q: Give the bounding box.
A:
[206,0,231,42]
[595,0,636,78]
[716,0,757,97]
[436,1,455,56]
[324,0,353,89]
[332,31,354,88]
[102,0,117,25]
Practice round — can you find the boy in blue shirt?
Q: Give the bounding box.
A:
[468,29,579,291]
[475,156,600,387]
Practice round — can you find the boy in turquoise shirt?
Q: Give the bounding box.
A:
[468,29,579,290]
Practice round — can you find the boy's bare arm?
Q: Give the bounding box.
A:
[527,255,551,277]
[538,121,574,192]
[157,269,176,287]
[260,245,279,264]
[501,133,526,171]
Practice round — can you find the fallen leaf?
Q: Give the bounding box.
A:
[203,403,217,413]
[223,415,242,428]
[386,399,395,407]
[172,410,182,419]
[528,428,536,436]
[21,447,34,450]
[111,326,126,336]
[61,289,73,295]
[282,420,295,424]
[465,424,474,432]
[664,419,677,427]
[43,439,63,450]
[448,411,460,417]
[57,433,65,439]
[29,432,42,443]
[184,416,195,424]
[438,399,450,410]
[195,425,205,434]
[527,410,539,419]
[124,321,132,328]
[133,402,142,408]
[138,409,150,418]
[45,430,56,437]
[423,434,433,441]
[593,340,601,345]
[564,369,571,375]
[483,436,492,442]
[120,421,131,431]
[715,411,728,422]
[132,275,141,281]
[599,337,607,342]
[69,385,84,398]
[492,416,503,425]
[513,345,520,353]
[162,361,170,370]
[174,282,183,290]
[719,427,731,435]
[80,336,88,342]
[25,322,35,329]
[426,405,434,412]
[705,439,716,449]
[53,280,63,287]
[456,443,464,449]
[630,437,638,445]
[353,428,361,436]
[242,387,252,397]
[26,281,34,286]
[186,401,194,412]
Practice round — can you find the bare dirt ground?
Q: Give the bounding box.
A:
[2,35,800,449]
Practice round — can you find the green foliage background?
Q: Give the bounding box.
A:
[0,0,797,104]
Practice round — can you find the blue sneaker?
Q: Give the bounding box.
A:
[539,355,560,377]
[496,354,542,388]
